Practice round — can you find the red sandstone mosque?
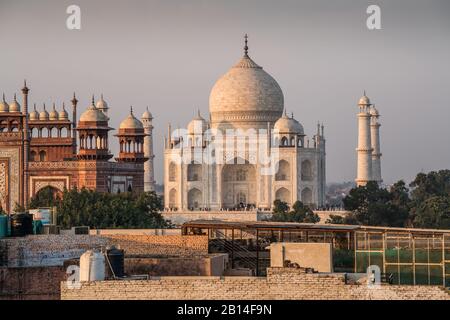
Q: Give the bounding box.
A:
[0,82,155,213]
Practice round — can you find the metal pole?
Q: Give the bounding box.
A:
[256,229,259,276]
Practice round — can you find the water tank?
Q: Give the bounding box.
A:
[0,215,7,238]
[79,250,105,282]
[10,213,33,237]
[106,246,125,278]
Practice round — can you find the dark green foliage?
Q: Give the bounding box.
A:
[341,170,450,229]
[272,200,320,223]
[30,187,169,229]
[29,186,61,209]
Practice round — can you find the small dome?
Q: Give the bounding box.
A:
[142,106,153,120]
[187,111,208,134]
[49,103,59,120]
[59,103,69,120]
[119,107,144,129]
[96,94,108,111]
[358,93,371,106]
[0,94,9,113]
[274,113,304,134]
[29,104,39,120]
[9,94,21,112]
[79,98,109,122]
[370,105,379,116]
[39,104,49,121]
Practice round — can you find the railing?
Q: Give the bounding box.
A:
[210,230,258,273]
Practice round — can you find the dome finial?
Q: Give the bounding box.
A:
[2,93,5,102]
[130,106,133,115]
[33,103,36,111]
[244,33,249,56]
[291,112,294,119]
[63,102,66,110]
[91,95,95,105]
[53,102,56,110]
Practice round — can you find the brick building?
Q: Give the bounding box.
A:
[0,82,155,213]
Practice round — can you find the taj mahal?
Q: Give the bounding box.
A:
[163,36,327,215]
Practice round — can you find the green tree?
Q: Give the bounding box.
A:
[29,186,62,209]
[342,181,409,227]
[56,188,169,229]
[409,170,450,203]
[410,196,450,229]
[272,200,320,223]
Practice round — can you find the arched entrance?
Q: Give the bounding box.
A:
[187,188,202,210]
[221,158,256,209]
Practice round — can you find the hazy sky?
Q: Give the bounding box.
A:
[1,0,449,185]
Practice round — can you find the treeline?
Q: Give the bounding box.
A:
[29,187,170,229]
[328,170,450,229]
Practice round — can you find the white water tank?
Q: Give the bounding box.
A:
[79,250,106,282]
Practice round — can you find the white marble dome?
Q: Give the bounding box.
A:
[59,104,69,120]
[0,95,9,113]
[29,104,39,120]
[142,107,153,120]
[209,52,284,129]
[39,105,49,121]
[80,101,108,122]
[274,113,304,134]
[187,112,208,134]
[9,94,20,112]
[96,95,108,111]
[49,104,59,120]
[119,108,143,129]
[358,94,371,106]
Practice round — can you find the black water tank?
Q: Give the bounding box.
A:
[107,246,124,278]
[10,213,33,237]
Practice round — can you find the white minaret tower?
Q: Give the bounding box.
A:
[370,105,382,184]
[142,107,155,192]
[356,92,373,186]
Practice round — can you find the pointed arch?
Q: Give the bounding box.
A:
[188,188,202,209]
[275,187,290,203]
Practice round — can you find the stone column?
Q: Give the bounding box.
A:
[370,107,382,184]
[71,93,78,156]
[22,81,30,209]
[142,108,155,192]
[356,101,373,186]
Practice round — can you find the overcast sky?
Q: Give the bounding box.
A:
[1,0,449,185]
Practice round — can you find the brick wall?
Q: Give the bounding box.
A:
[61,267,450,300]
[0,266,66,300]
[0,234,208,267]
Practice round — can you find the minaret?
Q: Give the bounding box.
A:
[71,93,78,155]
[21,80,30,208]
[142,107,155,192]
[356,92,373,186]
[370,105,382,184]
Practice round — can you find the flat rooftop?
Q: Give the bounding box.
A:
[182,220,450,235]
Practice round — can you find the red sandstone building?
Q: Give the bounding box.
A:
[0,82,153,213]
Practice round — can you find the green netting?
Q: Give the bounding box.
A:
[385,248,398,263]
[355,252,369,273]
[386,265,400,285]
[399,265,414,285]
[415,265,429,285]
[429,266,443,285]
[333,249,354,272]
[370,252,384,269]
